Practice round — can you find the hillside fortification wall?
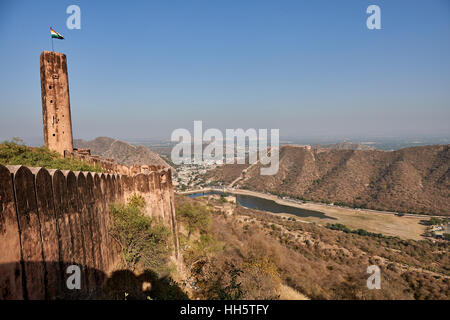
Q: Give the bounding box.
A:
[0,164,177,299]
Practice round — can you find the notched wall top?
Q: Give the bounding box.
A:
[0,163,177,300]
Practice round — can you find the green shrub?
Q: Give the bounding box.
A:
[205,262,244,300]
[326,223,391,239]
[0,139,101,172]
[426,217,445,226]
[110,194,172,275]
[184,233,224,267]
[326,223,352,233]
[177,202,212,238]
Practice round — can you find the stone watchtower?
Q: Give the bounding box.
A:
[40,51,74,155]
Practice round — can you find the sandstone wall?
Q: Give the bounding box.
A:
[64,150,165,175]
[0,164,177,300]
[40,51,74,156]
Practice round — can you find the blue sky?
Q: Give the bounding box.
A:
[0,0,449,144]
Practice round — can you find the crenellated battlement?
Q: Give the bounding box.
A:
[0,164,178,300]
[0,51,182,300]
[64,150,167,175]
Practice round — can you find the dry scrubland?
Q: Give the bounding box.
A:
[203,163,250,184]
[206,144,450,216]
[3,141,447,300]
[175,195,449,300]
[231,189,428,240]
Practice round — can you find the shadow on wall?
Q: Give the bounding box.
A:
[0,261,188,300]
[0,164,179,300]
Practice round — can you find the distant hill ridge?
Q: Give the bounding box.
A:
[74,137,169,168]
[317,141,376,151]
[206,144,450,216]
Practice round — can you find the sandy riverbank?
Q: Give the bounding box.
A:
[178,188,428,240]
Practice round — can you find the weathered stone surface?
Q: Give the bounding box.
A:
[76,172,96,291]
[147,172,158,218]
[86,172,103,285]
[94,173,109,271]
[135,174,153,217]
[9,166,46,300]
[116,176,123,202]
[106,175,113,203]
[0,164,178,299]
[40,51,73,156]
[155,171,165,219]
[111,175,117,202]
[99,174,111,268]
[32,168,61,299]
[65,171,84,265]
[134,173,149,193]
[50,170,73,266]
[65,170,87,295]
[108,175,122,267]
[121,174,134,201]
[0,164,23,299]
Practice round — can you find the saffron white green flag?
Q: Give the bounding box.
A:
[50,27,64,40]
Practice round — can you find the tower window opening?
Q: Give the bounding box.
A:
[52,134,55,137]
[50,100,53,103]
[49,85,52,89]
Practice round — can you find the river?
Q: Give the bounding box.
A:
[187,191,336,220]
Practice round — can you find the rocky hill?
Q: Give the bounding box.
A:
[206,144,450,215]
[74,137,169,168]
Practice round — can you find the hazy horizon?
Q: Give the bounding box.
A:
[1,0,449,142]
[4,133,449,151]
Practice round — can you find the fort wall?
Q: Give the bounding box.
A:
[0,164,177,299]
[64,150,164,175]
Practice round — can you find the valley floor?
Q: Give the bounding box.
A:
[180,188,429,240]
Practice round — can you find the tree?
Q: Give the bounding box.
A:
[177,202,211,239]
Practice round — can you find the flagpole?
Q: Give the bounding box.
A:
[50,26,54,52]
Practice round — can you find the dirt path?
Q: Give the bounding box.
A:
[228,161,258,188]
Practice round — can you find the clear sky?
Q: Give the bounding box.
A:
[0,0,449,144]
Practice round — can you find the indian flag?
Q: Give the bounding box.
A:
[50,27,64,40]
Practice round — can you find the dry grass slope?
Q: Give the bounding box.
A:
[175,194,449,300]
[206,145,449,215]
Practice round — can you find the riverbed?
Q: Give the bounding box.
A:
[188,190,336,220]
[184,189,427,240]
